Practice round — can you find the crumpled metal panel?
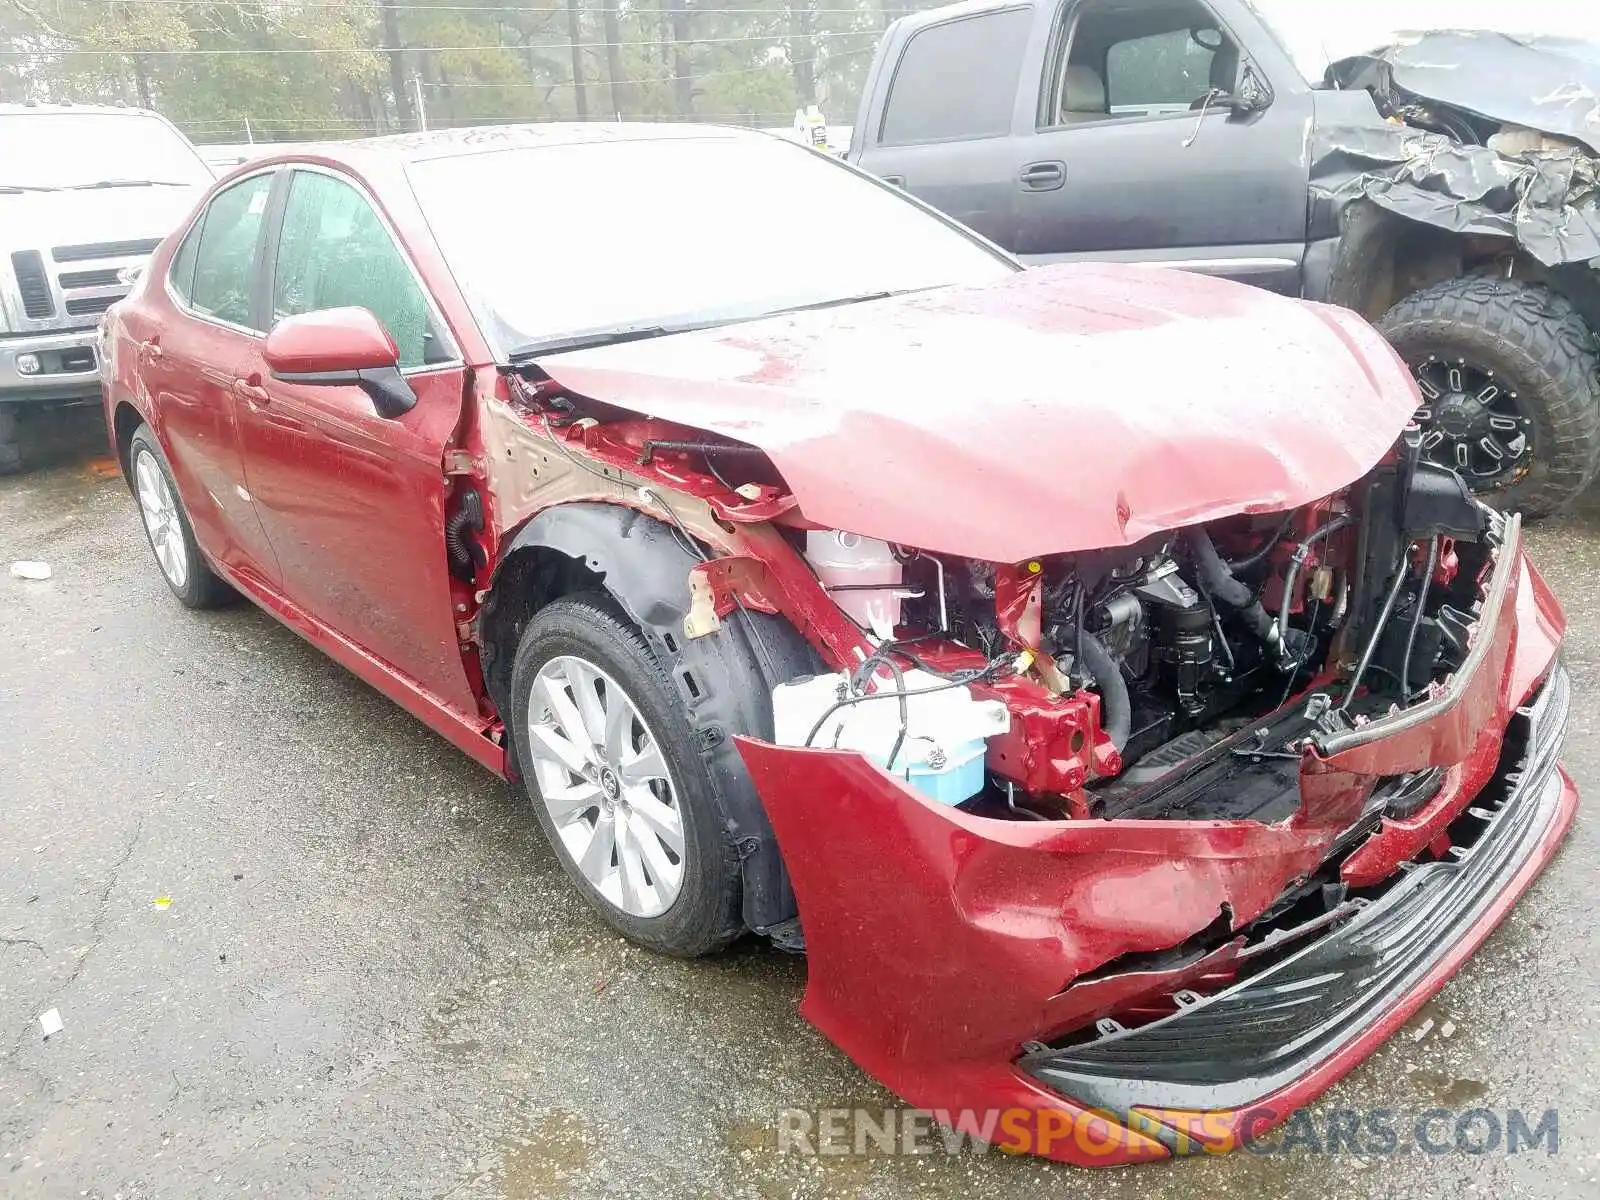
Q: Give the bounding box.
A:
[1019,666,1570,1115]
[535,264,1419,561]
[1313,31,1600,267]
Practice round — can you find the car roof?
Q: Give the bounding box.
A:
[0,102,164,117]
[268,121,773,172]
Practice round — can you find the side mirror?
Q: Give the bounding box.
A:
[264,306,417,419]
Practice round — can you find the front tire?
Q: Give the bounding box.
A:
[128,425,234,609]
[1379,276,1600,516]
[509,594,744,958]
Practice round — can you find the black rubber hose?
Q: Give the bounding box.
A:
[1189,526,1279,646]
[1080,631,1130,752]
[1400,536,1440,699]
[445,490,485,572]
[1226,512,1295,573]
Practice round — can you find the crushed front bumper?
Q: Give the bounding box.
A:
[736,541,1573,1166]
[1020,665,1571,1135]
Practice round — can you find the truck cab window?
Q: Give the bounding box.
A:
[1047,0,1240,125]
[879,8,1032,146]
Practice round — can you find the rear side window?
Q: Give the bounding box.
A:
[189,173,273,329]
[879,8,1032,146]
[168,221,202,304]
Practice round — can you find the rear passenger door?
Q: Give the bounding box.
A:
[852,5,1035,249]
[1011,0,1313,292]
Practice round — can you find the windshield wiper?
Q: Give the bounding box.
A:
[507,324,678,361]
[68,179,192,190]
[507,289,928,363]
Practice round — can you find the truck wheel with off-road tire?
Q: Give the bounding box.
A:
[1378,277,1600,517]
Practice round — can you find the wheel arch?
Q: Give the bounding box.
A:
[111,398,145,481]
[1326,200,1600,335]
[481,501,819,934]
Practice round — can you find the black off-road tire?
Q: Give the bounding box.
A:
[509,593,745,958]
[0,407,21,476]
[128,425,235,609]
[1379,277,1600,517]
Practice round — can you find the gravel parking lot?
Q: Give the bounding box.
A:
[2,429,1598,1199]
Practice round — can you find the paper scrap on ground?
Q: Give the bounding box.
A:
[38,1009,62,1038]
[10,561,51,581]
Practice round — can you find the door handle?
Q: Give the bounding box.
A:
[881,174,906,188]
[1018,161,1066,191]
[232,376,271,406]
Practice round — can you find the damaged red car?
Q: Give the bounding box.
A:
[102,125,1574,1164]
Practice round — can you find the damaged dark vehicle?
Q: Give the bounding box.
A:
[852,0,1600,515]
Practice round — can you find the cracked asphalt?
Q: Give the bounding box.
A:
[2,422,1598,1199]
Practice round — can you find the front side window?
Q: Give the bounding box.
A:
[1046,0,1240,125]
[879,9,1033,145]
[189,173,273,328]
[272,171,444,370]
[1106,27,1224,112]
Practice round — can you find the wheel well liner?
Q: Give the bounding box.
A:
[481,502,820,932]
[1327,201,1600,334]
[112,400,143,480]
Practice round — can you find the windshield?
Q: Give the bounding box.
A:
[405,134,1015,359]
[1246,0,1600,83]
[0,112,212,190]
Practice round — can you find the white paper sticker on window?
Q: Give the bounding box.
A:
[247,188,268,215]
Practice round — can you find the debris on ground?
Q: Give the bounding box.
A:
[10,561,51,581]
[38,1009,63,1038]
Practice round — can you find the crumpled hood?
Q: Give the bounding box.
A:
[1332,31,1600,155]
[0,186,201,258]
[537,264,1419,561]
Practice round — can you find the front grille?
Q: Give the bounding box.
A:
[51,238,160,263]
[58,268,123,289]
[64,294,120,317]
[10,250,54,318]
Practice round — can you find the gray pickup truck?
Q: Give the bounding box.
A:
[850,0,1600,516]
[1,105,212,472]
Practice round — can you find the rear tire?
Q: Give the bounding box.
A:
[128,425,234,609]
[509,594,744,958]
[1378,277,1600,517]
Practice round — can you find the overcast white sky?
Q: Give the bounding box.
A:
[1247,0,1600,78]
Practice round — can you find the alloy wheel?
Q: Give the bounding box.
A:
[1411,355,1533,487]
[525,654,686,918]
[133,447,189,590]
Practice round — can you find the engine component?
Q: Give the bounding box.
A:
[1079,631,1130,752]
[1188,526,1281,653]
[1135,560,1213,715]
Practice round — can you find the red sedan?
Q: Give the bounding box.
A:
[102,125,1573,1164]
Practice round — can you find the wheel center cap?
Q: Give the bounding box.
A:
[599,767,621,801]
[1436,400,1481,438]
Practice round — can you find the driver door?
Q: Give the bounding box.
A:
[1012,0,1312,294]
[231,166,479,714]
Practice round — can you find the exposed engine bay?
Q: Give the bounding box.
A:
[796,437,1501,824]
